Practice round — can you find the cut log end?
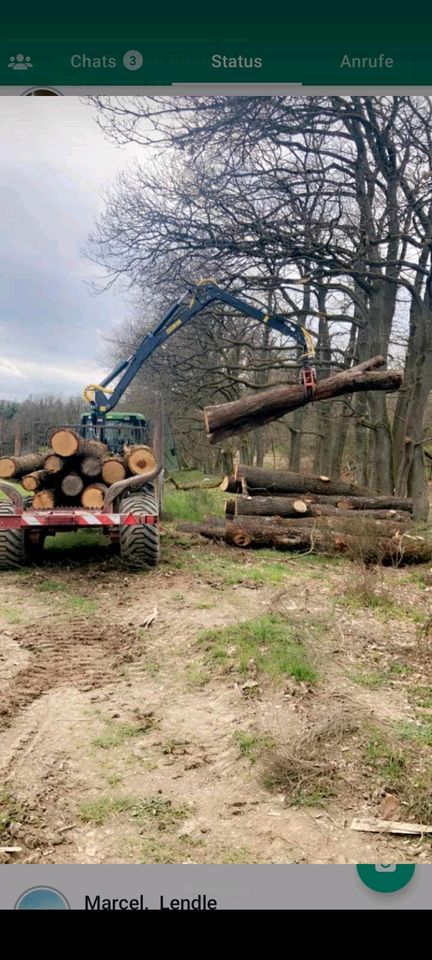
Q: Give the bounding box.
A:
[124,445,156,477]
[0,458,16,479]
[32,490,55,509]
[80,483,108,509]
[61,472,84,498]
[43,454,64,474]
[51,429,79,457]
[102,457,127,485]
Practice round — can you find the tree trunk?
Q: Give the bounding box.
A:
[235,465,375,497]
[43,453,64,474]
[123,444,156,476]
[227,496,408,522]
[81,457,102,479]
[178,519,429,563]
[33,490,56,509]
[0,453,46,479]
[289,408,305,471]
[51,429,108,459]
[80,483,108,509]
[204,356,402,444]
[220,475,242,493]
[61,473,84,497]
[297,493,413,512]
[21,470,50,492]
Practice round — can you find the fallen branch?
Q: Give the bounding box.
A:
[351,817,432,836]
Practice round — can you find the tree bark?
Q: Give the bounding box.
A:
[51,429,108,459]
[81,456,102,479]
[102,456,127,484]
[123,444,156,476]
[204,357,402,444]
[300,493,413,512]
[21,470,50,492]
[235,465,375,497]
[0,453,46,479]
[227,496,408,522]
[61,473,84,497]
[178,519,430,563]
[80,483,108,509]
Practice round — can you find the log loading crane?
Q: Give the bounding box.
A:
[0,281,316,570]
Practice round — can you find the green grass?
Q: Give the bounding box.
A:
[394,720,432,747]
[197,614,317,683]
[185,665,211,687]
[79,796,135,825]
[341,588,406,620]
[164,477,225,522]
[234,730,276,762]
[410,686,432,708]
[191,555,291,586]
[92,722,149,750]
[0,604,23,624]
[44,530,110,561]
[36,580,63,593]
[364,729,405,785]
[63,595,98,614]
[351,663,412,688]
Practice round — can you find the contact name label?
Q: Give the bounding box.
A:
[85,893,218,910]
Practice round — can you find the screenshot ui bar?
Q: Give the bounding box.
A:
[0,39,430,87]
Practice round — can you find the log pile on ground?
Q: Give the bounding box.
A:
[0,428,157,510]
[179,466,426,564]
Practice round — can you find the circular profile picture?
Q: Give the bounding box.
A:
[15,886,70,910]
[22,87,63,96]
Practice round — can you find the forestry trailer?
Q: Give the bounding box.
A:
[0,281,316,570]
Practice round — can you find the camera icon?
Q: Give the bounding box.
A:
[375,864,397,873]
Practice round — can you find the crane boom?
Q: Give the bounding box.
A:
[84,282,316,417]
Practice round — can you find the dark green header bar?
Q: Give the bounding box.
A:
[1,2,432,86]
[0,40,427,86]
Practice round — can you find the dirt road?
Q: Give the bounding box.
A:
[1,528,432,864]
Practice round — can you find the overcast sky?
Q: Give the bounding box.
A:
[0,99,140,401]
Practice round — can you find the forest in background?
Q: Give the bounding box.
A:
[2,96,432,515]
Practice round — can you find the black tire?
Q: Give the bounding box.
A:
[0,499,26,570]
[119,489,160,568]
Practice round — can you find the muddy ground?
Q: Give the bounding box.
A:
[2,526,432,864]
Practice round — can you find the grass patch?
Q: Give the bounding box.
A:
[0,604,23,624]
[352,663,412,688]
[364,728,405,785]
[36,580,63,593]
[164,483,225,523]
[410,686,432,709]
[79,793,190,829]
[341,586,406,620]
[197,614,317,683]
[92,722,150,750]
[234,730,276,762]
[63,595,98,614]
[394,720,432,747]
[185,666,211,688]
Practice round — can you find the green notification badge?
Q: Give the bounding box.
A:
[357,864,416,893]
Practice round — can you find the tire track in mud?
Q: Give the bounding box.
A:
[0,620,144,729]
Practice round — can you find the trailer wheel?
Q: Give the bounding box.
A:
[119,490,160,568]
[0,500,26,570]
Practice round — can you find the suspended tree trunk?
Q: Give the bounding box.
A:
[204,358,401,444]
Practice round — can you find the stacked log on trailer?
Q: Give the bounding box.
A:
[180,465,428,564]
[0,429,157,509]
